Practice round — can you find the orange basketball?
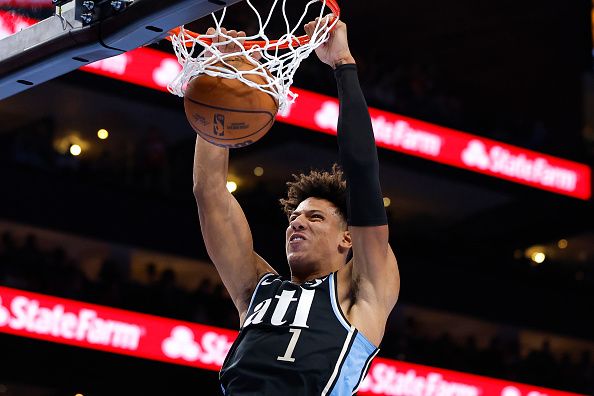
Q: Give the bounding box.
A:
[184,56,279,149]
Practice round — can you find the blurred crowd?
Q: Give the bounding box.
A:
[1,230,593,395]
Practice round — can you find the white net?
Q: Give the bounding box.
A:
[167,0,338,112]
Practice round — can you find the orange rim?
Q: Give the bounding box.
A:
[166,0,340,50]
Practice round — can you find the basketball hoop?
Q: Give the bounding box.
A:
[167,0,340,112]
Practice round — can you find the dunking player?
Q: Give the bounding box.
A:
[192,16,400,395]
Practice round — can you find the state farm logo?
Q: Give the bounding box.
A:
[163,326,200,361]
[85,53,129,76]
[314,101,339,130]
[153,58,182,87]
[0,294,142,350]
[162,326,233,366]
[462,140,490,170]
[461,140,578,192]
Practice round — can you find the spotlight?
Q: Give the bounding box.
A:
[530,251,545,264]
[253,167,264,177]
[97,129,109,140]
[383,197,391,207]
[70,144,82,156]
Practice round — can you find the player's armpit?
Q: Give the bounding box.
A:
[350,225,400,314]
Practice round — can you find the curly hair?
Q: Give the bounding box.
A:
[279,163,348,223]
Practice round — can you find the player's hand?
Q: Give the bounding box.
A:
[304,15,355,69]
[206,27,262,61]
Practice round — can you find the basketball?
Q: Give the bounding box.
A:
[184,56,279,149]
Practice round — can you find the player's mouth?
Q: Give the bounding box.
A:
[289,232,307,245]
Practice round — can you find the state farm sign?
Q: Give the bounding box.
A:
[283,98,590,200]
[0,295,142,349]
[461,140,578,193]
[0,287,585,396]
[358,358,583,396]
[0,287,235,371]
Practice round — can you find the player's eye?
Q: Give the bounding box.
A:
[311,214,323,220]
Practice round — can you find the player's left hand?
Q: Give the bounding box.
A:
[304,15,355,69]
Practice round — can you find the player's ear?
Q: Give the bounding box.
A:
[339,230,352,250]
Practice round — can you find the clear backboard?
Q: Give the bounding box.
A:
[0,0,242,100]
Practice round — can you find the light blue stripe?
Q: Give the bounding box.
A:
[329,273,350,331]
[329,331,377,396]
[328,273,379,351]
[352,348,380,394]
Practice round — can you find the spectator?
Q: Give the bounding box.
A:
[152,268,186,319]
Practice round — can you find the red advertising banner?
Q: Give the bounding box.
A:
[0,286,236,372]
[358,357,582,396]
[0,286,585,396]
[1,11,591,199]
[0,0,51,8]
[278,93,591,200]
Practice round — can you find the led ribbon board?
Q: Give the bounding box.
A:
[1,11,591,200]
[0,286,586,396]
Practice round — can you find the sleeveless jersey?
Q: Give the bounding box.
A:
[219,272,380,395]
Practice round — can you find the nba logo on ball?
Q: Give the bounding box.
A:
[214,114,225,136]
[183,57,278,148]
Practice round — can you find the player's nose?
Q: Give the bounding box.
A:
[290,216,306,230]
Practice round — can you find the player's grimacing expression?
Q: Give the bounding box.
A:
[286,197,350,267]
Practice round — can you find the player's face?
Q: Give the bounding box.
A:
[285,197,350,271]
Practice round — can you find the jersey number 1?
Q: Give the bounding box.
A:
[277,328,302,363]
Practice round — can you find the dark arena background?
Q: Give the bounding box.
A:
[0,0,593,395]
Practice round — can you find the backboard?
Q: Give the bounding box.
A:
[0,0,242,100]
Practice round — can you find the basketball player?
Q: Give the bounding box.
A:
[192,16,400,395]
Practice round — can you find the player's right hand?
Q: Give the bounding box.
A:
[206,27,262,61]
[208,27,246,53]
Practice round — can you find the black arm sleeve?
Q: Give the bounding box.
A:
[335,64,388,227]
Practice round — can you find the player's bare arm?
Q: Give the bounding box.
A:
[193,28,276,324]
[305,17,400,346]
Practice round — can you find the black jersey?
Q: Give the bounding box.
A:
[220,272,379,395]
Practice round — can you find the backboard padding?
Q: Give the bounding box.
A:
[0,0,242,100]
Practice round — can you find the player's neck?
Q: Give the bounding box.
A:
[289,256,345,284]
